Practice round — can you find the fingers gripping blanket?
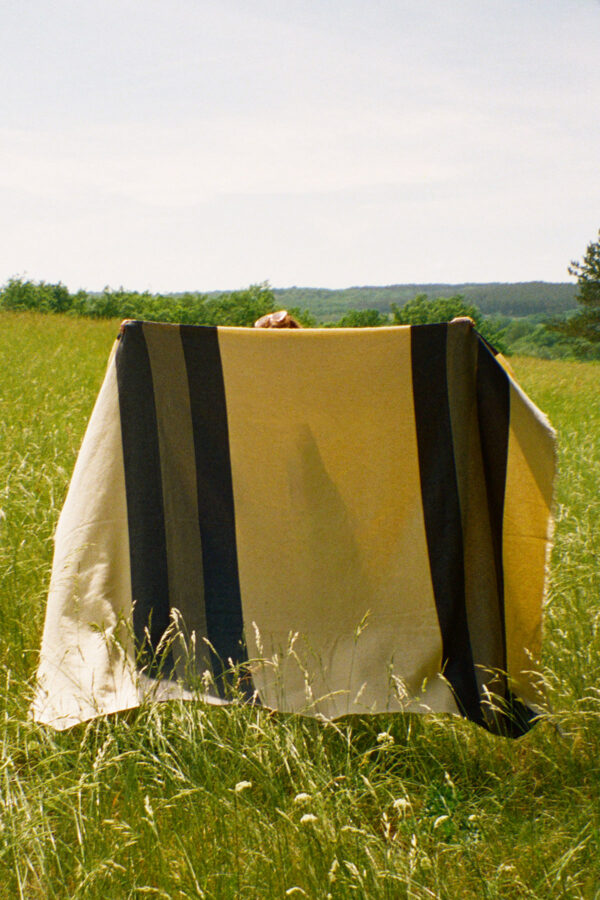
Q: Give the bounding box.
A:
[33,321,556,736]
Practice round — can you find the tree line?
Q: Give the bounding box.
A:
[0,279,504,346]
[0,278,289,328]
[2,228,599,359]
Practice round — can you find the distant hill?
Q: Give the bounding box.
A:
[272,282,578,320]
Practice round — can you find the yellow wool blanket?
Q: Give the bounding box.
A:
[33,321,555,736]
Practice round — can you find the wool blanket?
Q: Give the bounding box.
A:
[33,320,556,736]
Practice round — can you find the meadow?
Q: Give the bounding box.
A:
[0,312,599,899]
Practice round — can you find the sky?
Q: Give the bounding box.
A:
[1,0,599,292]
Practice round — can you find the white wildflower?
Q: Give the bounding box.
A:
[498,862,516,874]
[300,813,317,824]
[393,797,411,816]
[293,792,312,804]
[234,780,252,793]
[408,833,418,872]
[328,858,339,883]
[376,731,393,744]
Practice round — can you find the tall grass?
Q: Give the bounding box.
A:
[1,313,599,899]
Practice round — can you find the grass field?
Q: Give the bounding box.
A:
[1,312,599,899]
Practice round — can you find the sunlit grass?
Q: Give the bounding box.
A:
[1,314,599,898]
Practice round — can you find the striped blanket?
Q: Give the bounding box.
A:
[33,320,555,736]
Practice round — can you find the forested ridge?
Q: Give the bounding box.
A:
[272,282,577,320]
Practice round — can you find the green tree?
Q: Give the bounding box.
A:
[0,276,72,313]
[288,306,317,327]
[391,293,482,327]
[565,229,600,342]
[545,229,600,350]
[336,308,388,327]
[390,293,506,352]
[203,283,276,327]
[569,229,600,308]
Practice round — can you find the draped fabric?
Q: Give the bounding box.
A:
[33,321,555,736]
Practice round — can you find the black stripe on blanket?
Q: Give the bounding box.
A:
[116,323,175,677]
[180,326,251,697]
[411,324,484,726]
[476,338,510,675]
[476,340,535,736]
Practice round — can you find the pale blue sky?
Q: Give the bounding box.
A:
[1,0,599,292]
